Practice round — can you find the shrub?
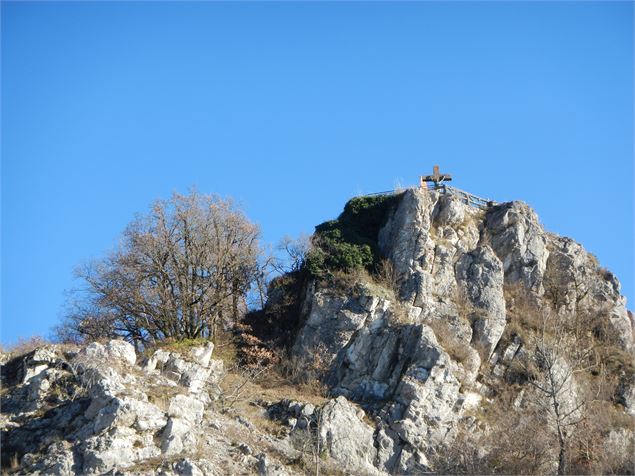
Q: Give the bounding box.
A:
[305,193,403,276]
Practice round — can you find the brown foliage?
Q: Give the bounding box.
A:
[57,191,261,346]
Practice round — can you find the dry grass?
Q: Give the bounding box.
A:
[326,267,394,302]
[215,366,329,461]
[1,336,49,358]
[458,208,483,233]
[212,336,239,366]
[387,302,416,325]
[219,368,327,410]
[7,452,20,471]
[503,283,547,338]
[146,383,182,411]
[153,337,210,353]
[124,455,170,474]
[427,318,472,366]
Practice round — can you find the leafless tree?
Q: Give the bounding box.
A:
[57,190,261,347]
[243,235,310,311]
[515,310,593,475]
[272,234,311,275]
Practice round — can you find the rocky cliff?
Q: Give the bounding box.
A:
[286,188,634,474]
[2,187,634,475]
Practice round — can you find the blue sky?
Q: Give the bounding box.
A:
[2,2,633,346]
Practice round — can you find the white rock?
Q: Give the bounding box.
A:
[485,201,548,291]
[82,427,138,474]
[161,417,197,455]
[435,194,465,227]
[145,349,172,371]
[318,396,378,474]
[81,340,136,368]
[456,245,506,358]
[105,340,137,366]
[190,342,214,367]
[168,394,204,423]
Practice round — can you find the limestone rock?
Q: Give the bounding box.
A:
[455,245,506,357]
[168,394,204,424]
[82,427,147,474]
[378,188,434,307]
[161,417,191,455]
[20,347,61,384]
[484,201,548,292]
[190,342,215,367]
[318,396,378,475]
[434,194,465,227]
[145,343,223,394]
[618,380,635,416]
[292,286,392,373]
[80,340,136,368]
[173,458,205,476]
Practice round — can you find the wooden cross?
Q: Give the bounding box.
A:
[420,165,452,188]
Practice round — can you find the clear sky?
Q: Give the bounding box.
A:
[2,1,633,346]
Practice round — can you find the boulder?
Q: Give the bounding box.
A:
[82,427,140,474]
[161,417,195,455]
[173,458,205,476]
[145,344,223,394]
[168,394,204,424]
[80,340,136,368]
[318,396,378,475]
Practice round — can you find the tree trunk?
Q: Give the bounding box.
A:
[557,424,567,475]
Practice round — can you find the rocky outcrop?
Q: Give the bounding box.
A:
[291,287,471,473]
[484,201,548,292]
[455,245,506,357]
[145,342,223,394]
[0,340,234,475]
[287,187,635,474]
[318,396,377,474]
[3,186,633,476]
[267,396,379,475]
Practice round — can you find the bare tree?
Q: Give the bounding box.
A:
[272,234,311,275]
[515,310,592,475]
[58,191,261,347]
[243,235,310,311]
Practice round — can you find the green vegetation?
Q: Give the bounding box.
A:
[305,193,403,276]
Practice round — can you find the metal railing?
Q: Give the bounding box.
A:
[353,185,496,210]
[434,184,496,210]
[358,190,402,197]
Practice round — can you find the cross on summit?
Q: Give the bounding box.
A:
[420,165,452,188]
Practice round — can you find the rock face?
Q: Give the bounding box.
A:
[289,187,635,474]
[1,340,228,475]
[317,396,377,474]
[455,245,506,357]
[484,201,548,292]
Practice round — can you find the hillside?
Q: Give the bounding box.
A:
[2,187,634,475]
